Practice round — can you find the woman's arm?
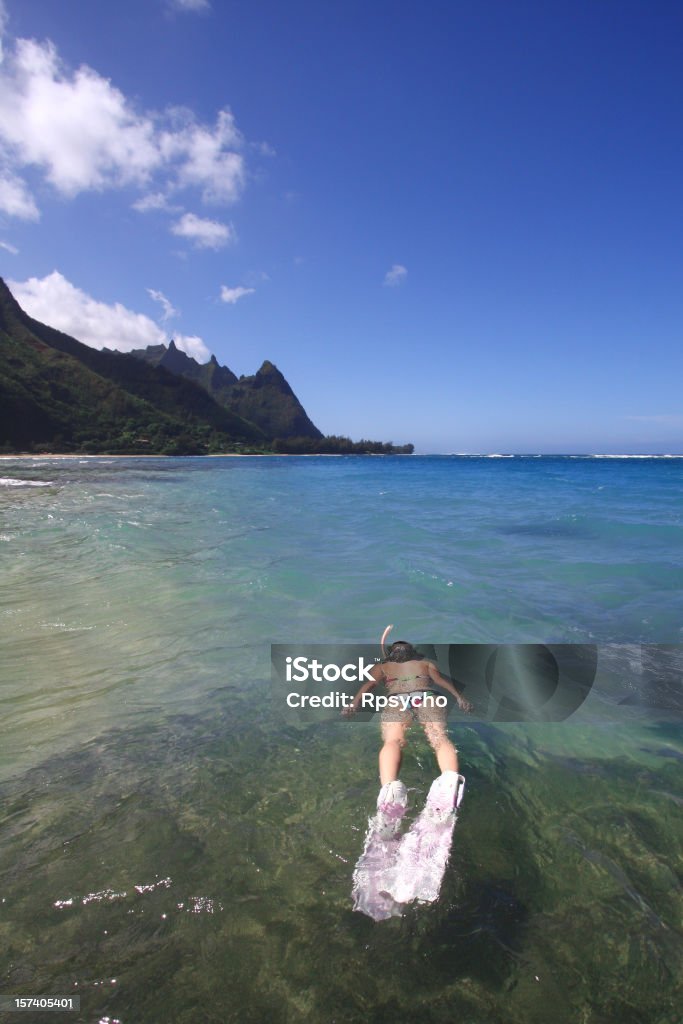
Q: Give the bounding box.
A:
[426,661,474,713]
[342,663,383,716]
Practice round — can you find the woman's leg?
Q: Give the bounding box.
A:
[421,720,459,774]
[379,720,409,785]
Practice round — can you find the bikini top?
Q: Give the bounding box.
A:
[382,671,433,696]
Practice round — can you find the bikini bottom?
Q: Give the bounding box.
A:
[380,689,448,725]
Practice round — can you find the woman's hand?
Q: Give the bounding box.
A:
[341,704,357,718]
[457,697,474,714]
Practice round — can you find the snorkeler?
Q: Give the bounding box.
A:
[348,627,473,919]
[344,627,473,786]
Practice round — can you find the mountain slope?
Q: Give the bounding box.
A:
[0,279,267,453]
[228,360,323,439]
[128,340,239,403]
[0,277,413,455]
[129,344,322,439]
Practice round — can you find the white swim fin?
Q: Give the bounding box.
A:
[351,781,408,921]
[382,771,465,906]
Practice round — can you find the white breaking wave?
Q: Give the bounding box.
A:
[0,477,54,487]
[585,454,683,459]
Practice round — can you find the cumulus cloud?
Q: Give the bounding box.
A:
[8,270,210,361]
[0,39,159,197]
[383,263,407,287]
[0,28,250,218]
[220,284,255,305]
[173,333,209,360]
[171,211,234,249]
[169,332,209,361]
[0,239,18,254]
[147,288,178,322]
[159,108,244,204]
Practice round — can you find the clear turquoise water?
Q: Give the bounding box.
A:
[0,455,681,1023]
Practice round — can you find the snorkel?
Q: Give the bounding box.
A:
[381,624,394,659]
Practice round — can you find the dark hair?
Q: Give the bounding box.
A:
[384,640,422,663]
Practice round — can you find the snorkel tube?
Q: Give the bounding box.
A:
[381,624,394,659]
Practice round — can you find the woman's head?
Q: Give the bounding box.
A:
[385,640,422,663]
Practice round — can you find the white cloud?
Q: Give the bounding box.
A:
[132,191,179,213]
[159,108,244,204]
[8,270,210,361]
[147,287,178,322]
[0,29,250,218]
[383,263,407,287]
[0,39,159,197]
[0,239,18,254]
[0,169,39,219]
[171,211,234,249]
[169,0,211,11]
[174,333,209,361]
[220,284,255,304]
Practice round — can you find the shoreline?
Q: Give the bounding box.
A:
[0,452,391,460]
[2,452,682,461]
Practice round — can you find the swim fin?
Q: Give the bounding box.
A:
[382,771,465,906]
[351,781,408,921]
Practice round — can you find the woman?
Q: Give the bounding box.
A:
[345,635,473,785]
[349,632,474,918]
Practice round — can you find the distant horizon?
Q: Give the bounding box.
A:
[419,452,683,458]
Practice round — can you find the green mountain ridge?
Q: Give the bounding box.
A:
[127,341,322,440]
[0,277,413,456]
[0,278,267,454]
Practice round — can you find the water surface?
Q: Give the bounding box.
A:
[1,456,681,1023]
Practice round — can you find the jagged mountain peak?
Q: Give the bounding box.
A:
[128,340,320,439]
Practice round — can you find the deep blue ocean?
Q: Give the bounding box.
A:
[1,455,681,1024]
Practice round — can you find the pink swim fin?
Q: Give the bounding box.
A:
[351,781,408,921]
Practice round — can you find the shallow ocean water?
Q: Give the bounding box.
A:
[0,455,681,1023]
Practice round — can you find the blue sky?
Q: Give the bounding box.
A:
[0,0,682,453]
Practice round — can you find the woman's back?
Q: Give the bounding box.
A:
[382,659,433,695]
